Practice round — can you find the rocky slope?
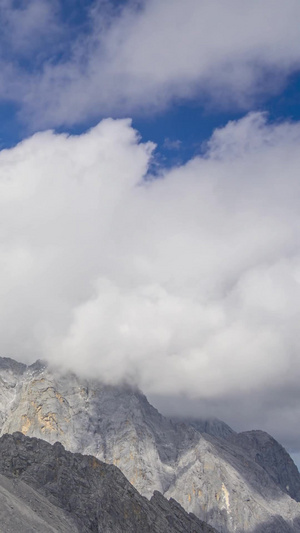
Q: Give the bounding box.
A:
[227,430,300,502]
[0,357,300,532]
[0,472,78,533]
[172,416,236,440]
[0,432,216,533]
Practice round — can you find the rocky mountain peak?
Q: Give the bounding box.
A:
[0,356,299,532]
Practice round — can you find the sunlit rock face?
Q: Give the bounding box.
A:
[0,356,300,532]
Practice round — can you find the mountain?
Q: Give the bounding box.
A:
[0,431,216,533]
[173,418,300,502]
[172,416,236,440]
[0,356,300,532]
[227,430,300,502]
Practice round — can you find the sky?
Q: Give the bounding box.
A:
[1,0,300,463]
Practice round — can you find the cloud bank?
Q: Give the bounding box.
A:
[2,0,300,127]
[1,112,300,447]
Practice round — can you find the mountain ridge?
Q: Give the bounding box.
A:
[0,431,217,533]
[0,356,299,532]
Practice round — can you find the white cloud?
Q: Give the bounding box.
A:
[0,118,153,356]
[1,112,300,454]
[2,0,300,127]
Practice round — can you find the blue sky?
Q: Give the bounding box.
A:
[1,0,300,157]
[1,71,300,166]
[2,0,300,459]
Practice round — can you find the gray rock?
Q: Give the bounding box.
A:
[172,416,235,440]
[227,430,300,502]
[0,357,300,532]
[0,357,26,375]
[0,432,217,533]
[0,472,78,533]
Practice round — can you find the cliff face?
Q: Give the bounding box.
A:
[0,357,300,532]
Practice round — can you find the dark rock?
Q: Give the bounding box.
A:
[0,357,26,375]
[0,432,217,533]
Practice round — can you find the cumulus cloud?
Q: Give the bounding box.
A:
[1,0,300,127]
[1,112,300,453]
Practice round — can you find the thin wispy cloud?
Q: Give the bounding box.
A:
[0,0,59,55]
[1,0,300,127]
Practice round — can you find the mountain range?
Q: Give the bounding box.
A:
[0,356,299,532]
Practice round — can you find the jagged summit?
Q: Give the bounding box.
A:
[28,358,48,373]
[0,356,27,374]
[0,356,299,532]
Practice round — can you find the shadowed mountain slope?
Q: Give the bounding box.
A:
[227,430,300,502]
[0,432,216,533]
